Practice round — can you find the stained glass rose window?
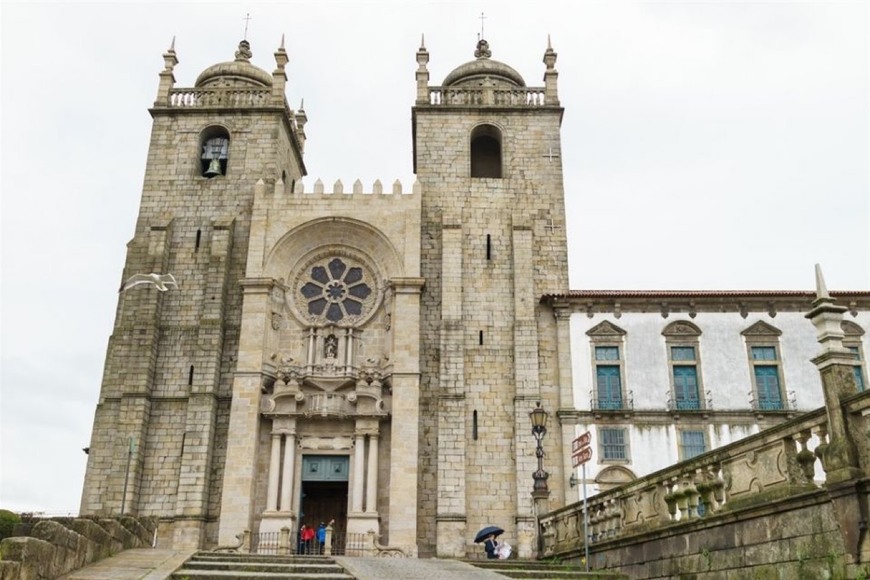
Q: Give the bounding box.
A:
[299,257,373,323]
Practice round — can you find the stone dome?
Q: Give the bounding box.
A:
[442,39,525,88]
[195,40,273,88]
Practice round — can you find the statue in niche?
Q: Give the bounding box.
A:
[324,334,338,359]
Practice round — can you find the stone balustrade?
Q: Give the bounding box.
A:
[540,389,870,559]
[168,87,275,108]
[302,393,355,417]
[426,86,550,107]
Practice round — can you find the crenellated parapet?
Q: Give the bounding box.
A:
[264,178,421,197]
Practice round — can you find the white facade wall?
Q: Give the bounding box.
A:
[565,308,869,498]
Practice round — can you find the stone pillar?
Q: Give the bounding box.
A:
[266,432,282,512]
[415,37,430,105]
[154,39,177,106]
[805,264,867,562]
[366,434,379,513]
[388,277,425,555]
[217,278,273,546]
[542,37,559,105]
[352,432,366,513]
[280,432,296,512]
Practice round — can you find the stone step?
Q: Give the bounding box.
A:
[193,553,328,564]
[170,552,355,580]
[182,560,348,574]
[170,571,353,580]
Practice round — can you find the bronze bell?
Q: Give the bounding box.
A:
[204,157,222,177]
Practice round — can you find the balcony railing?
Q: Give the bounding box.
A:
[666,390,713,412]
[748,390,797,412]
[590,391,634,412]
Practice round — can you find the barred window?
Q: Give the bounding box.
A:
[600,428,628,461]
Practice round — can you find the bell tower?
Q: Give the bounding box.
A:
[412,37,570,558]
[79,37,307,549]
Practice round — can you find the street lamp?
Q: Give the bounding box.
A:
[529,402,549,494]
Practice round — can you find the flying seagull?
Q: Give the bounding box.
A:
[119,273,179,292]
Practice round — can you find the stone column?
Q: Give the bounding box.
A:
[352,432,366,512]
[217,278,273,546]
[388,277,425,555]
[266,432,282,512]
[365,433,379,513]
[280,432,296,512]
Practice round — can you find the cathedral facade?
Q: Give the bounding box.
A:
[80,36,571,558]
[80,35,869,558]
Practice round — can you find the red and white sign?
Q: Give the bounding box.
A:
[571,431,591,454]
[571,431,593,467]
[572,446,593,467]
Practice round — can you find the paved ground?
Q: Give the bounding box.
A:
[56,549,195,580]
[335,556,508,579]
[55,548,509,579]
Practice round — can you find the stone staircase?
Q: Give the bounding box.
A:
[468,559,627,579]
[169,552,355,579]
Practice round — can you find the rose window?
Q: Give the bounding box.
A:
[299,258,373,323]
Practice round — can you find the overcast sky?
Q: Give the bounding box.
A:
[1,1,867,513]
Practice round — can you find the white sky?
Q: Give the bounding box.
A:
[1,1,868,513]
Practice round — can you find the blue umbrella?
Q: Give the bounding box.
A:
[474,525,504,543]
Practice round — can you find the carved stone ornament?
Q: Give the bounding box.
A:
[586,320,627,337]
[271,311,283,331]
[662,321,702,337]
[299,436,352,451]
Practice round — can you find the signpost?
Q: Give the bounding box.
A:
[571,432,592,572]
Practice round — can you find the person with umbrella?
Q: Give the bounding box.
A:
[474,525,504,559]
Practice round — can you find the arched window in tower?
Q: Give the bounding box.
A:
[199,126,230,178]
[470,124,502,178]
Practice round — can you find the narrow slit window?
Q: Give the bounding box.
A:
[479,330,484,345]
[195,229,201,252]
[486,234,491,260]
[188,366,194,386]
[473,410,478,440]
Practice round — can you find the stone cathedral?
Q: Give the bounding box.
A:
[80,36,572,558]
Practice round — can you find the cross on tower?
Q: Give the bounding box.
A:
[243,13,252,40]
[544,218,558,233]
[543,144,561,163]
[479,12,487,39]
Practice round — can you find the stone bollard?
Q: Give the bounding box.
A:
[241,529,251,554]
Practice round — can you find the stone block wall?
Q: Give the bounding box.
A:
[0,516,156,580]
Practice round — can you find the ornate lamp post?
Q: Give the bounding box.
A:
[529,402,550,495]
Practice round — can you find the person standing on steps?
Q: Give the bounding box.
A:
[316,521,327,554]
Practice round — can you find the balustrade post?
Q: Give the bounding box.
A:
[278,526,290,555]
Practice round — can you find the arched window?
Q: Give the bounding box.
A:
[586,320,628,411]
[842,321,866,391]
[662,320,705,412]
[200,126,230,178]
[470,124,502,178]
[741,320,786,411]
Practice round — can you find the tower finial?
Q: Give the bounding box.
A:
[169,36,176,52]
[814,263,832,302]
[547,34,552,50]
[479,11,486,40]
[243,12,252,40]
[420,33,425,49]
[280,33,285,50]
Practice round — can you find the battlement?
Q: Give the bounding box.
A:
[258,178,421,197]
